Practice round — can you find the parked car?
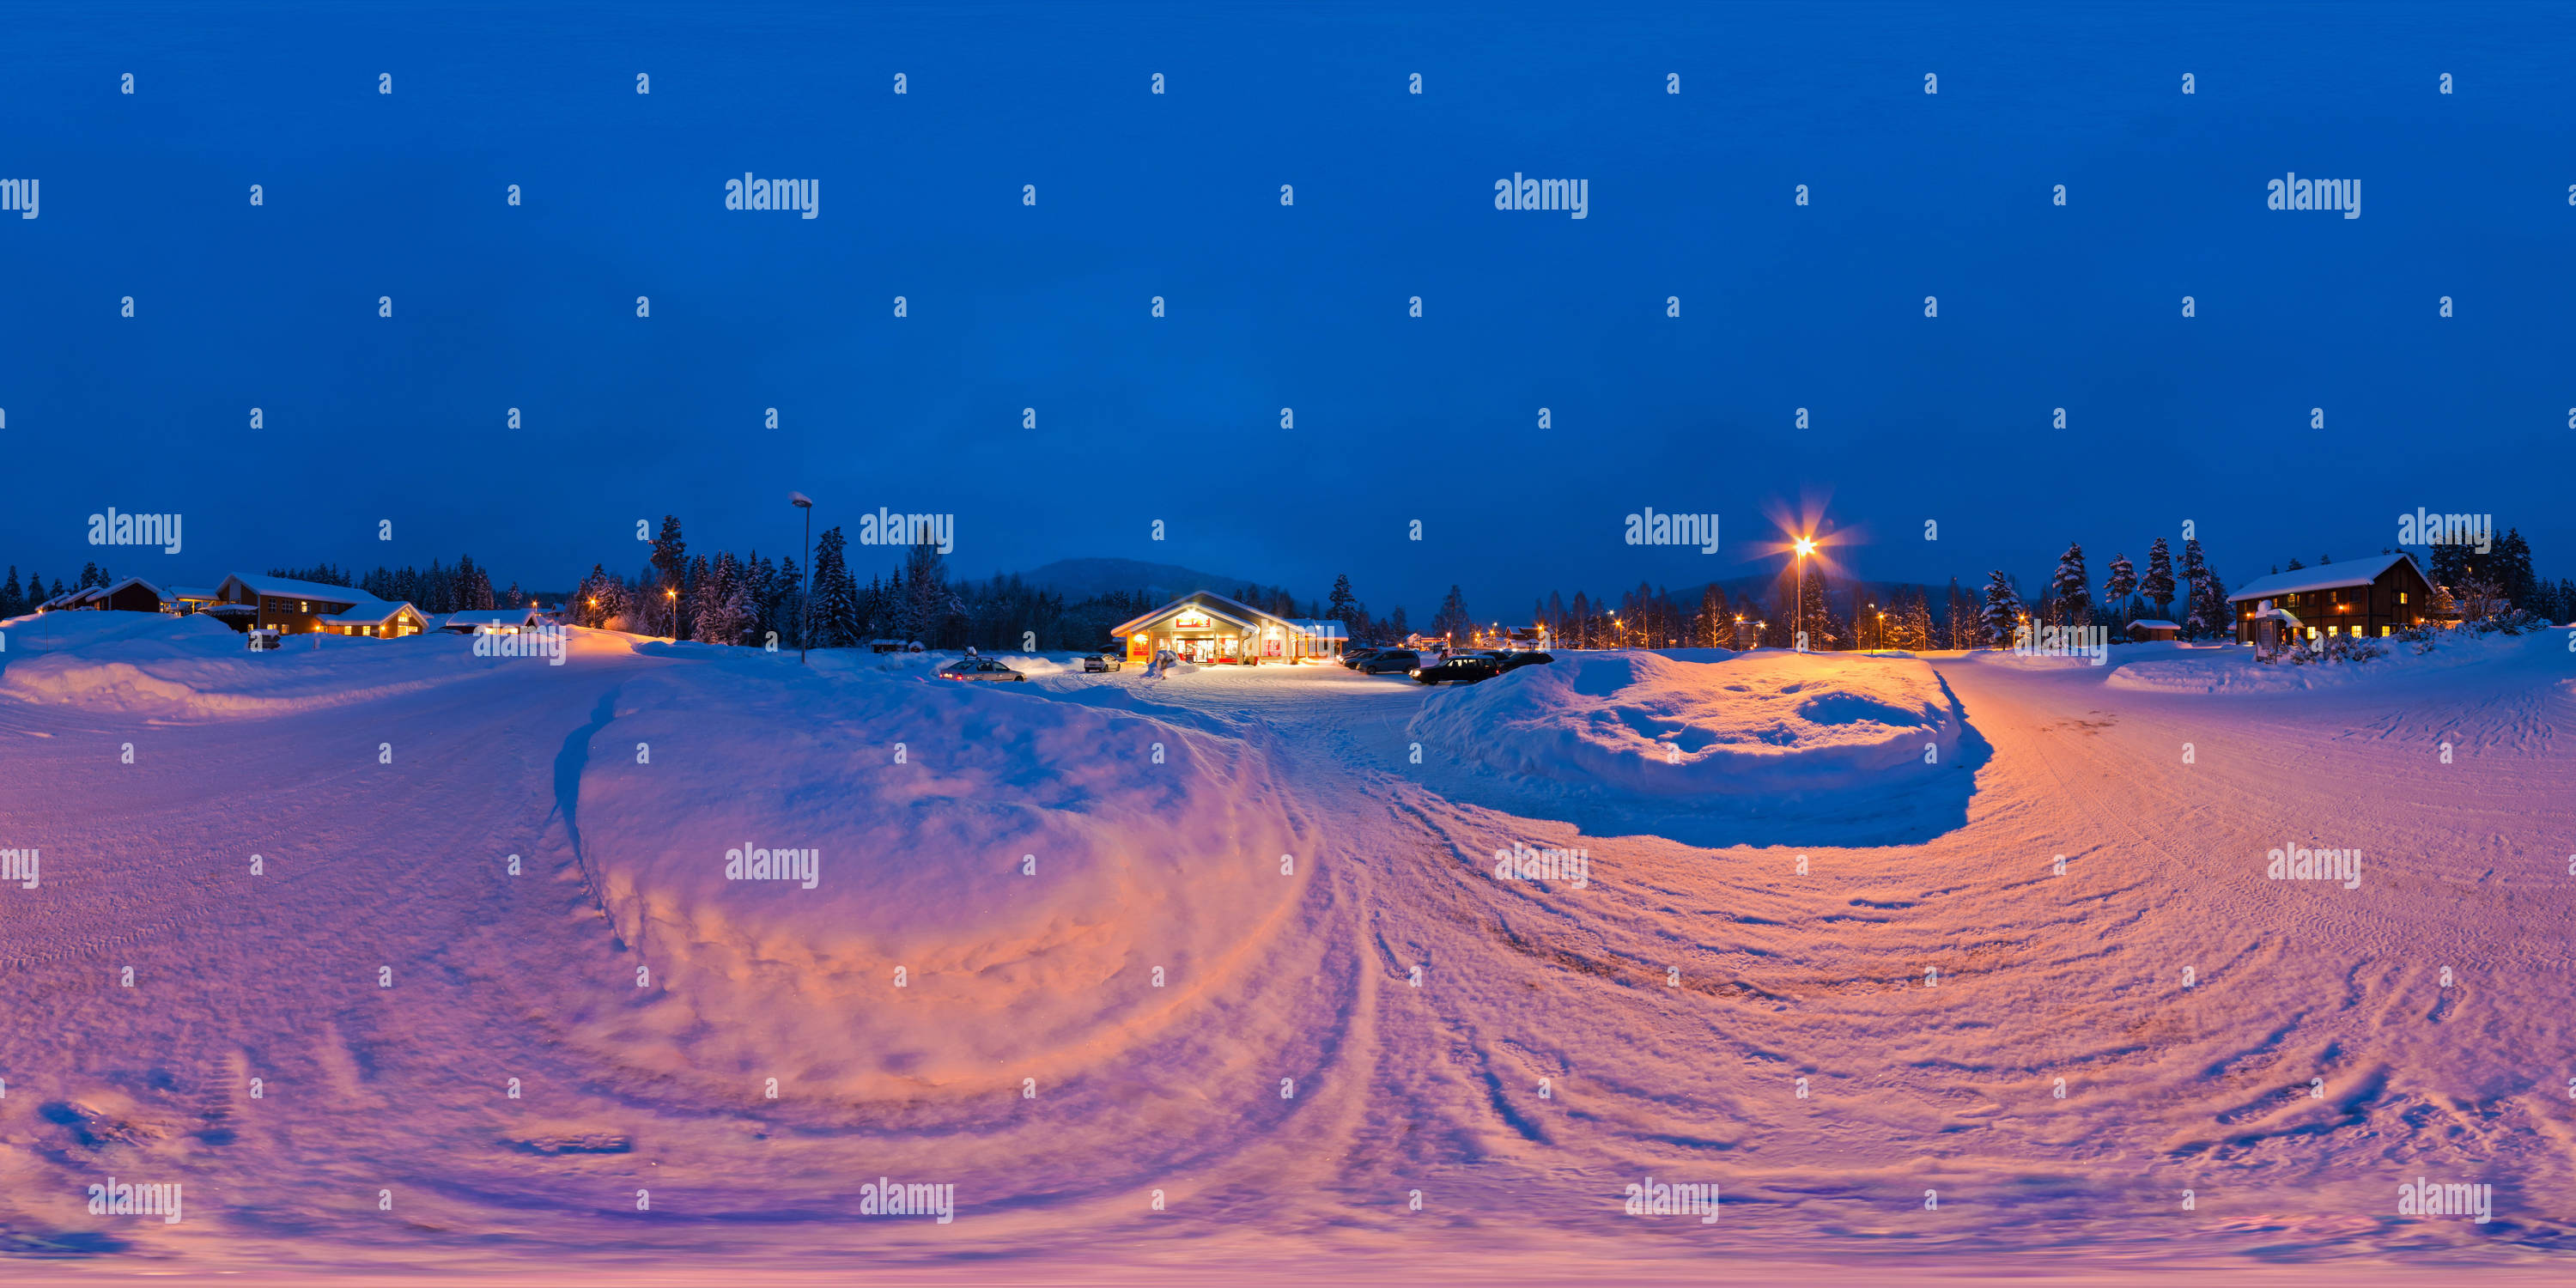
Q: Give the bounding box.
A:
[1412,653,1504,684]
[1496,650,1554,672]
[1355,648,1419,675]
[1083,651,1123,672]
[939,657,1026,682]
[1340,646,1383,669]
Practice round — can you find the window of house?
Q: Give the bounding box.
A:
[2398,591,2408,605]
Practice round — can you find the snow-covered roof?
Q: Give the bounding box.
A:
[101,575,167,600]
[69,586,107,605]
[2227,553,2418,603]
[217,573,365,605]
[2126,619,2180,629]
[444,608,538,627]
[167,585,218,600]
[324,598,422,625]
[1109,591,1341,639]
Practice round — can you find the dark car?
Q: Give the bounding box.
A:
[939,657,1026,682]
[1496,650,1553,672]
[1355,648,1419,675]
[1340,646,1382,669]
[1412,653,1504,684]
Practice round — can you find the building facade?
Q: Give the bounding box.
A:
[2227,552,2433,643]
[1110,592,1348,665]
[211,574,365,633]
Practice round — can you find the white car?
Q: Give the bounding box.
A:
[939,657,1026,682]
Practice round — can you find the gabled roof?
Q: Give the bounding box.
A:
[324,598,423,625]
[101,575,167,600]
[1109,590,1279,638]
[2227,552,2419,603]
[167,585,219,601]
[217,573,365,605]
[2126,619,2181,629]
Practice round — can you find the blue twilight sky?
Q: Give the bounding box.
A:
[1,2,2568,617]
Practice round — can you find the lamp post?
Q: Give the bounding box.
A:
[789,491,814,665]
[1794,538,1815,652]
[665,587,677,641]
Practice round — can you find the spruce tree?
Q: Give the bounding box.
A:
[1430,585,1473,642]
[2104,552,2136,616]
[902,541,954,647]
[2180,539,2227,638]
[1978,570,2021,647]
[2141,538,2177,622]
[2049,541,2091,625]
[808,527,860,647]
[2492,527,2536,609]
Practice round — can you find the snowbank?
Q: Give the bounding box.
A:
[2105,631,2564,695]
[1411,650,1961,796]
[560,658,1305,1101]
[1404,650,1978,846]
[0,610,478,720]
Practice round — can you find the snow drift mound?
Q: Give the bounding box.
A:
[1411,650,1962,797]
[1404,651,1980,846]
[0,610,470,720]
[562,653,1307,1103]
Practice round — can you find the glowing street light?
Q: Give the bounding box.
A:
[1793,537,1816,653]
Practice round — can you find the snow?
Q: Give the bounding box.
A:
[2226,552,2416,602]
[1404,649,1974,847]
[3,620,2573,1280]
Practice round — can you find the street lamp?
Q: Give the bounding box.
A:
[790,491,814,665]
[665,587,677,641]
[1793,538,1815,652]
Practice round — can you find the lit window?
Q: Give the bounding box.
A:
[2398,592,2408,605]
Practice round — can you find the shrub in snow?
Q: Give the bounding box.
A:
[2282,634,2385,666]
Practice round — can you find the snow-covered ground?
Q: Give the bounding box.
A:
[2,616,2571,1283]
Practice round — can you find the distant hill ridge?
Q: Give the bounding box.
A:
[1006,557,1253,603]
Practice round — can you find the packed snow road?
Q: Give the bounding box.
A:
[0,614,2569,1281]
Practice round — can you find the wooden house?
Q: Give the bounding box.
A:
[211,574,366,634]
[2227,553,2433,644]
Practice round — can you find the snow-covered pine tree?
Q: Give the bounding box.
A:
[774,555,803,647]
[2139,537,2177,623]
[690,552,742,644]
[901,541,955,647]
[2180,539,2227,638]
[2104,552,2136,616]
[1978,569,2021,647]
[2048,541,2091,626]
[808,527,860,647]
[1899,586,1936,650]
